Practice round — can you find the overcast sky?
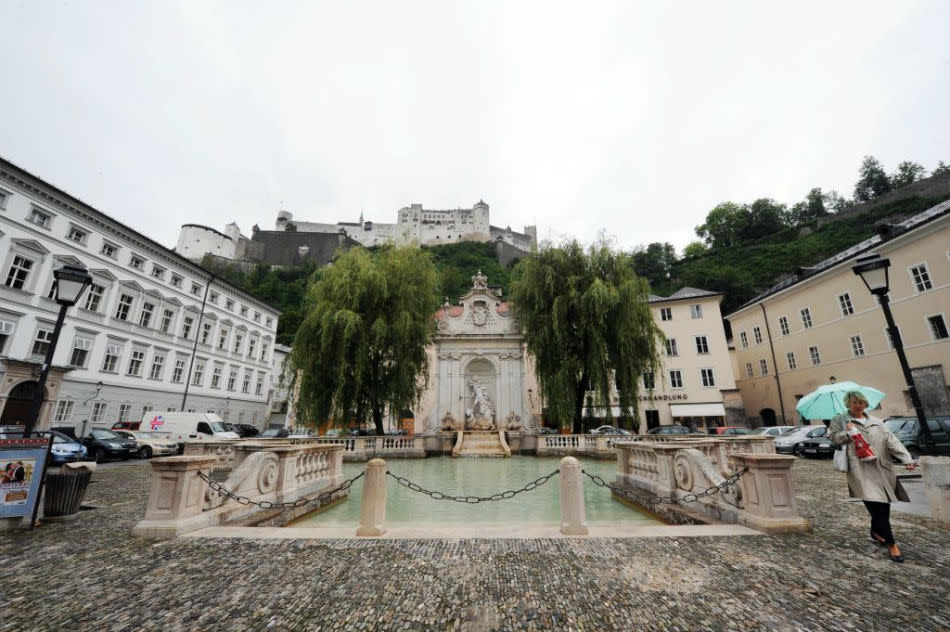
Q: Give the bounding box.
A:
[1,1,947,254]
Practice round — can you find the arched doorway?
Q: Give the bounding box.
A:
[760,408,777,427]
[0,381,41,426]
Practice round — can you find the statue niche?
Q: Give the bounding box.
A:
[465,377,496,430]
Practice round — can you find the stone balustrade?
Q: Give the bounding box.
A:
[133,443,344,538]
[313,436,426,461]
[183,439,241,471]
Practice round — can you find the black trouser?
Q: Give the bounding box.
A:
[863,501,895,545]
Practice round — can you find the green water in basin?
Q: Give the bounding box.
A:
[289,456,663,527]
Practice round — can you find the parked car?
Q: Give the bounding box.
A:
[324,429,343,437]
[884,416,950,459]
[49,431,88,465]
[81,428,138,462]
[714,426,754,436]
[113,430,179,459]
[537,426,558,435]
[647,425,693,435]
[112,421,141,431]
[773,425,827,455]
[590,425,632,435]
[348,428,376,437]
[752,426,797,437]
[259,428,290,439]
[289,428,317,439]
[230,424,260,438]
[797,432,836,458]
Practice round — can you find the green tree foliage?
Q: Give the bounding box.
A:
[509,239,663,433]
[890,161,927,189]
[632,242,676,290]
[695,202,748,248]
[742,198,788,239]
[291,246,439,434]
[682,241,708,258]
[932,161,950,177]
[854,155,892,202]
[424,241,515,302]
[787,188,829,226]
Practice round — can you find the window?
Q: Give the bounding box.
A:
[115,294,134,321]
[668,370,683,389]
[265,317,273,328]
[910,264,932,292]
[850,335,865,357]
[211,366,222,389]
[242,370,252,393]
[69,337,92,367]
[218,329,229,350]
[192,361,205,386]
[100,242,118,258]
[171,274,183,288]
[700,368,715,387]
[695,336,709,354]
[141,405,154,417]
[32,329,53,356]
[160,309,175,334]
[200,322,213,345]
[127,349,145,376]
[928,315,949,340]
[27,207,51,228]
[54,400,75,423]
[209,291,219,304]
[83,284,105,312]
[885,327,902,349]
[191,283,202,296]
[745,362,754,378]
[151,265,165,280]
[171,359,186,383]
[786,352,797,370]
[642,372,655,390]
[260,342,269,362]
[47,279,57,300]
[116,403,132,423]
[67,226,87,244]
[759,359,768,376]
[101,344,121,372]
[247,337,258,358]
[660,307,672,321]
[240,305,248,317]
[139,302,155,328]
[838,293,854,316]
[180,315,194,339]
[0,189,8,209]
[752,326,762,344]
[233,333,244,354]
[664,338,678,356]
[91,402,108,423]
[800,307,813,329]
[129,255,144,271]
[809,345,821,365]
[227,369,237,391]
[739,331,748,348]
[689,304,702,319]
[0,320,14,353]
[5,255,34,290]
[255,373,265,395]
[253,311,261,323]
[778,316,789,336]
[148,354,166,380]
[225,298,235,311]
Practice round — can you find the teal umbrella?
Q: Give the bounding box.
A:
[795,381,886,420]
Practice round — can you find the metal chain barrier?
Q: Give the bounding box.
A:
[196,470,364,510]
[387,469,559,504]
[583,467,748,505]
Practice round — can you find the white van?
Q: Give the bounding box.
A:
[141,412,239,450]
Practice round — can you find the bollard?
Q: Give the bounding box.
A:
[559,456,588,535]
[356,458,387,536]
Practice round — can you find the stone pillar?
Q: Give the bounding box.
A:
[919,456,950,528]
[132,455,218,538]
[559,456,588,535]
[728,453,809,534]
[356,458,387,536]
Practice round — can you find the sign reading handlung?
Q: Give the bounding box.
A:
[0,438,50,519]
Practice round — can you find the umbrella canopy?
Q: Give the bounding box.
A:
[795,381,886,420]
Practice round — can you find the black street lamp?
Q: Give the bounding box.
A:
[25,265,93,435]
[852,253,934,451]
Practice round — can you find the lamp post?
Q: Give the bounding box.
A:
[852,254,934,451]
[25,265,93,435]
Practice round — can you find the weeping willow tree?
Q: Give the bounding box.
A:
[510,239,664,433]
[291,246,439,435]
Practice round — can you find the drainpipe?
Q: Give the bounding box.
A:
[759,303,788,425]
[181,273,214,411]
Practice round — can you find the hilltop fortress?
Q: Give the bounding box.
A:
[177,200,537,267]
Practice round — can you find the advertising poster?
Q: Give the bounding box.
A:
[0,438,50,519]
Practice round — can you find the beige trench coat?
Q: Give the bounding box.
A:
[829,413,914,503]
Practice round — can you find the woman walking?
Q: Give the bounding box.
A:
[829,391,918,562]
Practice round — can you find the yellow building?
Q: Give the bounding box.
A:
[726,201,950,426]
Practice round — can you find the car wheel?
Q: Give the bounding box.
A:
[792,446,802,457]
[139,446,153,459]
[907,446,920,460]
[93,448,104,464]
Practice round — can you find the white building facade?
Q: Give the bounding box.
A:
[0,157,281,434]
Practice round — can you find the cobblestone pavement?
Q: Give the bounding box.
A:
[2,459,949,632]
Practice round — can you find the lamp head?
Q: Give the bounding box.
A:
[53,265,93,306]
[852,253,890,295]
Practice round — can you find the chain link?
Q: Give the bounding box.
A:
[197,470,364,510]
[583,467,748,505]
[386,469,559,504]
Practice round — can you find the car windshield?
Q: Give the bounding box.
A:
[780,428,805,436]
[52,433,72,444]
[885,418,916,433]
[210,422,229,433]
[91,429,121,440]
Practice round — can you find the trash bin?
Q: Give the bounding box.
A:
[43,469,93,518]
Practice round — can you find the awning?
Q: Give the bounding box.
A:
[669,403,726,417]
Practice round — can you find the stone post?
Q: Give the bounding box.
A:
[919,456,950,528]
[132,455,218,538]
[559,456,588,535]
[728,453,809,534]
[356,458,387,537]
